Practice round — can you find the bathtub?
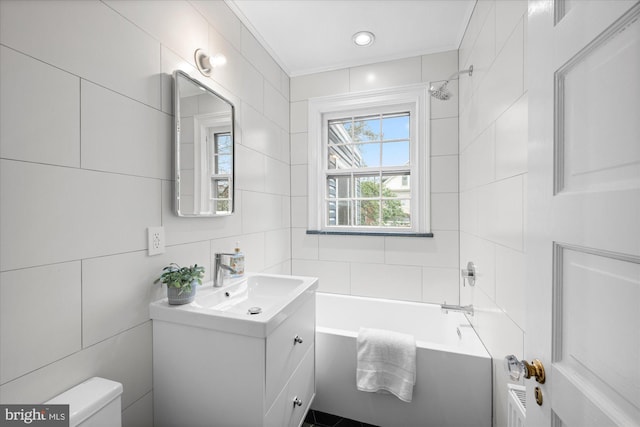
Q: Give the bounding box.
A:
[313,293,492,427]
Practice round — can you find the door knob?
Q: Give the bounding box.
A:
[504,355,546,384]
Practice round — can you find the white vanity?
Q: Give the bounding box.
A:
[150,273,318,427]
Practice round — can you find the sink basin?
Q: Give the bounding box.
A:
[150,273,318,337]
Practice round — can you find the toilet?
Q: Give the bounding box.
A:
[45,377,123,427]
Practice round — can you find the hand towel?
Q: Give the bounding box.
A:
[356,327,417,403]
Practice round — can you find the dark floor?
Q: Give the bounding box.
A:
[303,409,379,427]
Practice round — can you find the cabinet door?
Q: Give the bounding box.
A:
[266,296,315,407]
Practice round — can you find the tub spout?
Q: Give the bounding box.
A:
[441,303,474,316]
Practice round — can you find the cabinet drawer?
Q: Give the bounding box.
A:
[265,295,315,407]
[265,344,315,427]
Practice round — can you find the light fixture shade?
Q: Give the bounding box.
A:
[194,49,226,77]
[353,31,375,47]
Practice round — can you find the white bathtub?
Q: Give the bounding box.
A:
[313,293,492,427]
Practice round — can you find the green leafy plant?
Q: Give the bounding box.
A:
[155,263,205,295]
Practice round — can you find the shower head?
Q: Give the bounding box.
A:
[429,81,452,100]
[429,65,473,101]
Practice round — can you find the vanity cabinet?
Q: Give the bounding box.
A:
[153,293,316,427]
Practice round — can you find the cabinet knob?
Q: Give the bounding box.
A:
[293,397,303,407]
[293,335,303,345]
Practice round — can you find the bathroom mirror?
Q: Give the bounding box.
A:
[174,70,235,216]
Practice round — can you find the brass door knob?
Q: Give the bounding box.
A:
[504,355,546,384]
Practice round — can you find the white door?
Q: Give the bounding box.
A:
[527,0,640,426]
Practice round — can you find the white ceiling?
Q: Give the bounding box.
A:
[226,0,476,77]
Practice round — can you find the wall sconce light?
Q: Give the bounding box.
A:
[194,48,227,77]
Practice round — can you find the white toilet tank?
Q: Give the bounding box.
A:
[45,377,123,427]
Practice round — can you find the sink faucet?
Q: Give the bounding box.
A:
[214,253,238,287]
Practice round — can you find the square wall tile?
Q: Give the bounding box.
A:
[0,161,160,271]
[241,191,284,234]
[191,0,242,51]
[430,80,458,119]
[292,259,350,294]
[0,322,152,407]
[319,235,384,264]
[421,49,458,83]
[350,56,422,92]
[291,228,319,260]
[385,232,459,268]
[496,1,527,54]
[290,69,350,102]
[162,181,243,246]
[490,176,524,251]
[0,46,79,167]
[235,145,266,193]
[241,104,283,160]
[466,3,496,94]
[0,0,161,108]
[290,164,308,197]
[495,245,525,329]
[265,156,290,196]
[122,391,153,427]
[460,124,495,191]
[82,241,210,347]
[495,93,527,180]
[264,82,289,130]
[351,263,422,302]
[431,155,459,193]
[290,132,309,166]
[430,117,459,157]
[422,267,460,305]
[290,196,308,229]
[81,81,171,180]
[0,262,81,383]
[241,26,282,94]
[290,101,308,134]
[104,0,208,67]
[431,193,459,231]
[265,228,291,268]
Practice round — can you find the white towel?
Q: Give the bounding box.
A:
[356,327,417,403]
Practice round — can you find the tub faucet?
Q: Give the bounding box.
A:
[214,253,238,287]
[441,303,474,316]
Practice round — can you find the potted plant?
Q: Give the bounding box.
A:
[155,263,205,305]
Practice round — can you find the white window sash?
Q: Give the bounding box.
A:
[307,84,431,234]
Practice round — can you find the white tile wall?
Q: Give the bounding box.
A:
[0,46,80,167]
[0,262,81,383]
[290,51,460,304]
[0,3,290,425]
[458,2,528,426]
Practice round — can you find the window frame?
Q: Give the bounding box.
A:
[307,84,431,236]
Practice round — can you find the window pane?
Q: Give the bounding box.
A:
[381,141,410,167]
[352,116,380,142]
[355,143,380,167]
[327,175,350,198]
[215,133,232,154]
[382,199,411,227]
[382,114,409,140]
[216,200,230,212]
[382,174,410,197]
[354,175,380,197]
[215,154,232,174]
[211,178,230,199]
[328,145,355,169]
[328,200,351,226]
[328,119,352,145]
[355,200,381,226]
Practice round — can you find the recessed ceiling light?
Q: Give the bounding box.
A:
[353,31,375,47]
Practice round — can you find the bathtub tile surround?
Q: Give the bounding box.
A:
[458,1,528,427]
[0,1,290,425]
[291,50,461,304]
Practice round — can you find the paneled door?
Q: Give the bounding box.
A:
[527,1,640,426]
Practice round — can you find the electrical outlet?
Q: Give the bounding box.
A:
[148,226,165,256]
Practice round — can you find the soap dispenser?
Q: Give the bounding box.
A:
[229,242,244,278]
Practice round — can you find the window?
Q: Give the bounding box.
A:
[307,85,432,236]
[208,130,232,214]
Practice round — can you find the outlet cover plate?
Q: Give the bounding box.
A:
[148,226,165,256]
